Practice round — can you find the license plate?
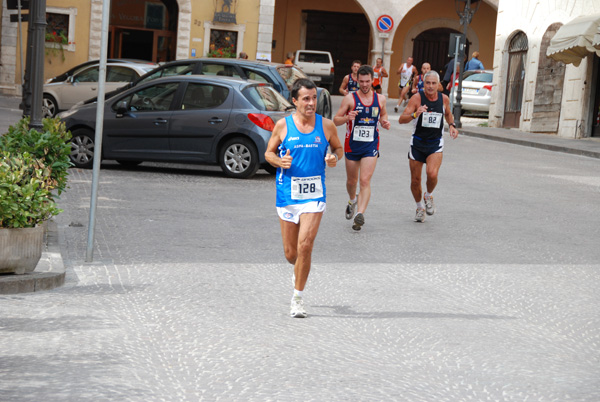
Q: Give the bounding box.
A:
[308,75,322,82]
[463,88,478,94]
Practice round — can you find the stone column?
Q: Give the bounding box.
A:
[257,0,275,60]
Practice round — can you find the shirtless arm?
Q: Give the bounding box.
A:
[399,93,424,124]
[377,94,391,130]
[333,94,358,127]
[339,75,350,96]
[443,95,459,139]
[381,67,389,78]
[322,119,344,167]
[265,118,293,168]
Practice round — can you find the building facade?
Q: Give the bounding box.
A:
[489,0,600,138]
[0,0,499,98]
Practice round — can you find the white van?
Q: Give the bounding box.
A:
[294,50,334,93]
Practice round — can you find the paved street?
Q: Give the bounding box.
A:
[1,94,599,401]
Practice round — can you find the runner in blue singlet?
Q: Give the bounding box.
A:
[334,65,391,231]
[265,78,343,318]
[399,71,459,223]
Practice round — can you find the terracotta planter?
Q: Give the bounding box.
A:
[0,225,45,275]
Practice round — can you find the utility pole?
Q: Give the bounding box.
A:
[21,0,45,129]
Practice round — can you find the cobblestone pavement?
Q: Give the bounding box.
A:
[1,95,600,401]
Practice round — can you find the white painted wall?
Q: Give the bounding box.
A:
[490,0,600,138]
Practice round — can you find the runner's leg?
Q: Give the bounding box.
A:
[424,152,443,194]
[356,156,377,214]
[294,212,323,291]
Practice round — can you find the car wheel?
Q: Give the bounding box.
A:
[43,95,58,118]
[69,128,95,169]
[219,137,259,179]
[117,160,142,167]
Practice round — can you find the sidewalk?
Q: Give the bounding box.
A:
[460,124,600,159]
[1,94,599,293]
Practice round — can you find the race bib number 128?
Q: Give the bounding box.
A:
[291,176,323,200]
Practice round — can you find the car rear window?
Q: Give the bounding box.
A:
[464,73,493,83]
[298,53,330,63]
[242,85,291,112]
[201,64,242,78]
[138,64,195,85]
[276,66,307,89]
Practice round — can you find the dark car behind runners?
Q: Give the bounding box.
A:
[60,75,293,179]
[80,58,332,119]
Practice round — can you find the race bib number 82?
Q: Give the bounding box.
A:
[421,112,443,128]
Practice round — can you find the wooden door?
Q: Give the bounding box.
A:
[504,32,528,128]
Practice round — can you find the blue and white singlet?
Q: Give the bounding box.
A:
[276,114,329,207]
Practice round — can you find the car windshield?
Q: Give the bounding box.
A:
[464,72,493,83]
[276,66,307,89]
[242,85,292,112]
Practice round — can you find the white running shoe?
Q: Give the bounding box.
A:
[415,208,426,222]
[424,195,435,216]
[290,296,307,318]
[352,212,365,231]
[345,200,357,220]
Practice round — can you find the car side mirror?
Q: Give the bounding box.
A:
[67,76,75,84]
[115,100,129,116]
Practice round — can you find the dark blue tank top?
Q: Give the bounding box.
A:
[347,74,359,92]
[413,92,444,141]
[345,92,380,154]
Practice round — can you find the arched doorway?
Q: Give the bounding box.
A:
[412,28,468,75]
[531,23,565,134]
[503,31,528,128]
[109,0,178,63]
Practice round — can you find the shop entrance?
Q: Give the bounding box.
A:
[108,0,178,63]
[303,10,370,93]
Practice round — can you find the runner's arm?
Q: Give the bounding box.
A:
[333,95,356,126]
[265,119,292,168]
[443,94,459,139]
[338,75,349,96]
[378,95,391,130]
[399,93,423,124]
[323,119,343,167]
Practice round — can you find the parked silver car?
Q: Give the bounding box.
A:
[450,69,493,114]
[59,75,293,178]
[43,61,158,118]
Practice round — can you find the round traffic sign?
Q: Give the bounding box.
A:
[377,15,394,33]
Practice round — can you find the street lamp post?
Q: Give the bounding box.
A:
[453,0,480,128]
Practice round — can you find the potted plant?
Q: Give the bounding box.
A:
[0,117,72,274]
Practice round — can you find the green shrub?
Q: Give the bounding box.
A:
[0,116,72,197]
[0,116,72,228]
[0,153,62,228]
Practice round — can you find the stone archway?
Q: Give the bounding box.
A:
[402,18,480,69]
[89,0,191,61]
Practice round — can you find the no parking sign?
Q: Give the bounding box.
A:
[376,15,394,33]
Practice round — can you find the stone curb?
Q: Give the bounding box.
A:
[460,127,600,160]
[0,220,65,295]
